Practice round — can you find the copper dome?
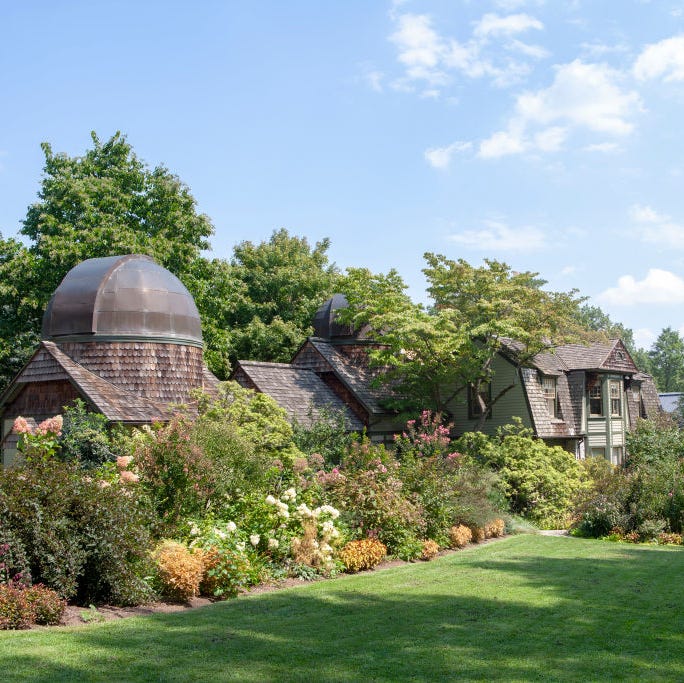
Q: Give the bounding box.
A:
[42,255,203,346]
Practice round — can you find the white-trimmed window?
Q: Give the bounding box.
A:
[610,381,622,417]
[541,376,557,418]
[589,382,603,416]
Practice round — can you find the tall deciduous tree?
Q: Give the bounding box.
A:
[227,229,340,363]
[342,255,586,429]
[649,327,684,392]
[0,132,218,388]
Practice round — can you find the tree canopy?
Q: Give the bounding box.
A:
[341,255,586,427]
[0,133,339,389]
[649,327,684,392]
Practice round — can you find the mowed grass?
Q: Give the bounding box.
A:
[2,535,684,682]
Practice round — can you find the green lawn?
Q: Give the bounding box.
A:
[2,535,683,682]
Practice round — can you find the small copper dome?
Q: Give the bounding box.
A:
[42,255,203,346]
[312,294,357,341]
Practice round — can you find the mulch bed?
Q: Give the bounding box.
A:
[51,534,520,628]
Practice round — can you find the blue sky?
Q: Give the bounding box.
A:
[2,1,684,350]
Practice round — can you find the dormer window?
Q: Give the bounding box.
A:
[541,376,558,418]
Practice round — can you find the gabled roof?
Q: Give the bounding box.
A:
[42,342,174,422]
[0,342,174,423]
[233,360,364,430]
[305,339,393,415]
[552,339,638,373]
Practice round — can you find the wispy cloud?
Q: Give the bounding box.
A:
[447,219,547,251]
[597,269,684,305]
[477,60,642,158]
[424,141,472,169]
[473,13,543,39]
[388,10,545,96]
[630,203,684,248]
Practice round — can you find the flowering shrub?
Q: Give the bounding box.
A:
[153,540,205,601]
[133,417,216,533]
[449,524,473,549]
[25,584,66,625]
[484,519,505,539]
[187,520,261,598]
[339,539,387,573]
[13,414,63,460]
[394,410,454,460]
[420,539,440,561]
[657,532,682,545]
[325,439,426,559]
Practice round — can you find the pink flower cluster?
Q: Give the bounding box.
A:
[13,415,63,437]
[116,455,139,484]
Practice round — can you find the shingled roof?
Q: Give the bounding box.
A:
[0,342,175,423]
[304,339,393,415]
[233,361,364,430]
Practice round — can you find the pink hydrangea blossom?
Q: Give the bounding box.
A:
[12,417,32,434]
[119,470,139,484]
[116,456,133,469]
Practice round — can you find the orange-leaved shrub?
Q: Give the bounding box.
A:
[484,518,505,538]
[0,584,35,630]
[420,539,440,561]
[25,584,66,625]
[339,539,387,572]
[468,525,486,543]
[449,524,472,548]
[153,540,205,601]
[657,532,683,545]
[0,583,65,629]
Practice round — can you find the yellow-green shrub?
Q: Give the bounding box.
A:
[153,540,204,601]
[420,539,440,561]
[449,524,473,548]
[339,539,387,573]
[484,518,505,538]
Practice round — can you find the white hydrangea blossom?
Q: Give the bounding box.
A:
[265,494,277,505]
[250,534,260,547]
[226,521,237,533]
[268,537,279,550]
[281,487,297,502]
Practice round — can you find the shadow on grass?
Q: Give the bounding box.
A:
[4,536,684,682]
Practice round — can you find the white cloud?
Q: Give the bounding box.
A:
[473,13,543,39]
[560,265,577,276]
[478,128,527,158]
[388,11,546,95]
[583,142,620,152]
[424,141,472,169]
[477,60,642,158]
[507,39,550,59]
[447,219,547,251]
[630,204,684,248]
[634,35,684,82]
[597,269,684,305]
[634,327,657,349]
[580,42,629,58]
